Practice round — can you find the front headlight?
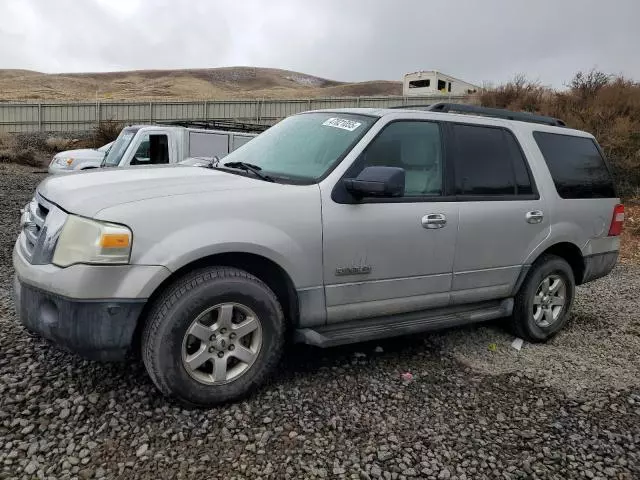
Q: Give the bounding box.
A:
[54,156,74,167]
[52,215,132,267]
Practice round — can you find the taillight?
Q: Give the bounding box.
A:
[608,204,624,236]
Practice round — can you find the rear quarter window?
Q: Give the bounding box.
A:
[533,132,616,199]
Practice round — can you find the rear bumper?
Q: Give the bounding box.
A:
[582,251,618,284]
[14,277,144,361]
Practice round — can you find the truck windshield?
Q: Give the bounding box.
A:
[220,112,378,182]
[102,127,140,167]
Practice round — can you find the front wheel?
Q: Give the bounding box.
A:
[512,254,575,342]
[142,267,285,407]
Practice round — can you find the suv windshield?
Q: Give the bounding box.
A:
[220,112,378,182]
[102,127,140,167]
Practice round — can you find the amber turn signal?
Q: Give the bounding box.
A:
[100,233,131,248]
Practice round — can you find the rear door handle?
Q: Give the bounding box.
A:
[422,213,447,229]
[526,210,544,224]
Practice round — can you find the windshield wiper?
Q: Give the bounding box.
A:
[220,162,275,182]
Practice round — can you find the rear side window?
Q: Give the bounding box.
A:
[451,124,534,197]
[533,132,615,199]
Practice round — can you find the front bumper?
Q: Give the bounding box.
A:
[14,277,144,361]
[13,239,170,300]
[13,240,171,361]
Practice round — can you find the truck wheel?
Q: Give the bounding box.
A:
[142,267,285,407]
[511,254,575,342]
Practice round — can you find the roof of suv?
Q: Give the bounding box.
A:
[312,107,592,138]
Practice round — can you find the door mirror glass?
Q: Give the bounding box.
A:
[344,166,405,198]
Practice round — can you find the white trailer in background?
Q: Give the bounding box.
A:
[403,71,480,96]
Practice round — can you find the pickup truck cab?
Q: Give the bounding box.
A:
[100,124,256,168]
[13,104,623,407]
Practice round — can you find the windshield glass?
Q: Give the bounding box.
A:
[220,112,378,181]
[102,127,139,167]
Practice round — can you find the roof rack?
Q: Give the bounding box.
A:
[392,102,566,127]
[389,104,433,111]
[158,119,270,133]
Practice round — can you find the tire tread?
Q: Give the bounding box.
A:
[512,254,575,343]
[141,267,285,407]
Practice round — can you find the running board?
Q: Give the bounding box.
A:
[294,298,513,348]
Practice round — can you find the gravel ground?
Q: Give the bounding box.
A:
[0,164,638,480]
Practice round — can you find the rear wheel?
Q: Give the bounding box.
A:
[142,267,285,407]
[512,254,575,342]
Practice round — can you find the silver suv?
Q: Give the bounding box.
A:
[13,104,624,407]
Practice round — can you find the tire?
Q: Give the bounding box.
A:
[142,267,285,407]
[511,254,575,342]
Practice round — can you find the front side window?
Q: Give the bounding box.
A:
[355,121,443,197]
[533,132,615,199]
[220,112,377,182]
[451,124,533,197]
[131,134,169,165]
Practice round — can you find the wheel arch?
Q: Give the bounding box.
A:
[132,252,299,352]
[520,242,585,291]
[539,242,585,284]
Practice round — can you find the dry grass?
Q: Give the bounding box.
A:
[0,67,402,101]
[94,120,123,145]
[0,132,14,148]
[0,147,39,167]
[45,137,72,152]
[620,202,640,264]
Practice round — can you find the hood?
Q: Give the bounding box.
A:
[56,148,103,159]
[38,164,277,217]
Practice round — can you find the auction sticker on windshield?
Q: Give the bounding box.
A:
[322,118,362,132]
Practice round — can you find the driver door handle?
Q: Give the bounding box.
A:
[422,213,447,229]
[526,210,544,224]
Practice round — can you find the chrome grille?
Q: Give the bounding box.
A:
[20,193,53,263]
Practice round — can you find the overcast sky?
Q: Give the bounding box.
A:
[1,0,639,87]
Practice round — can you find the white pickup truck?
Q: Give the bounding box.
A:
[102,124,259,169]
[50,124,259,173]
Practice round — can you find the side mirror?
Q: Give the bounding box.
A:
[343,166,405,198]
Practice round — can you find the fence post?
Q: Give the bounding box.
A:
[203,101,208,120]
[96,101,101,126]
[149,102,153,123]
[38,104,42,132]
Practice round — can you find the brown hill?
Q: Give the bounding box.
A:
[0,67,402,101]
